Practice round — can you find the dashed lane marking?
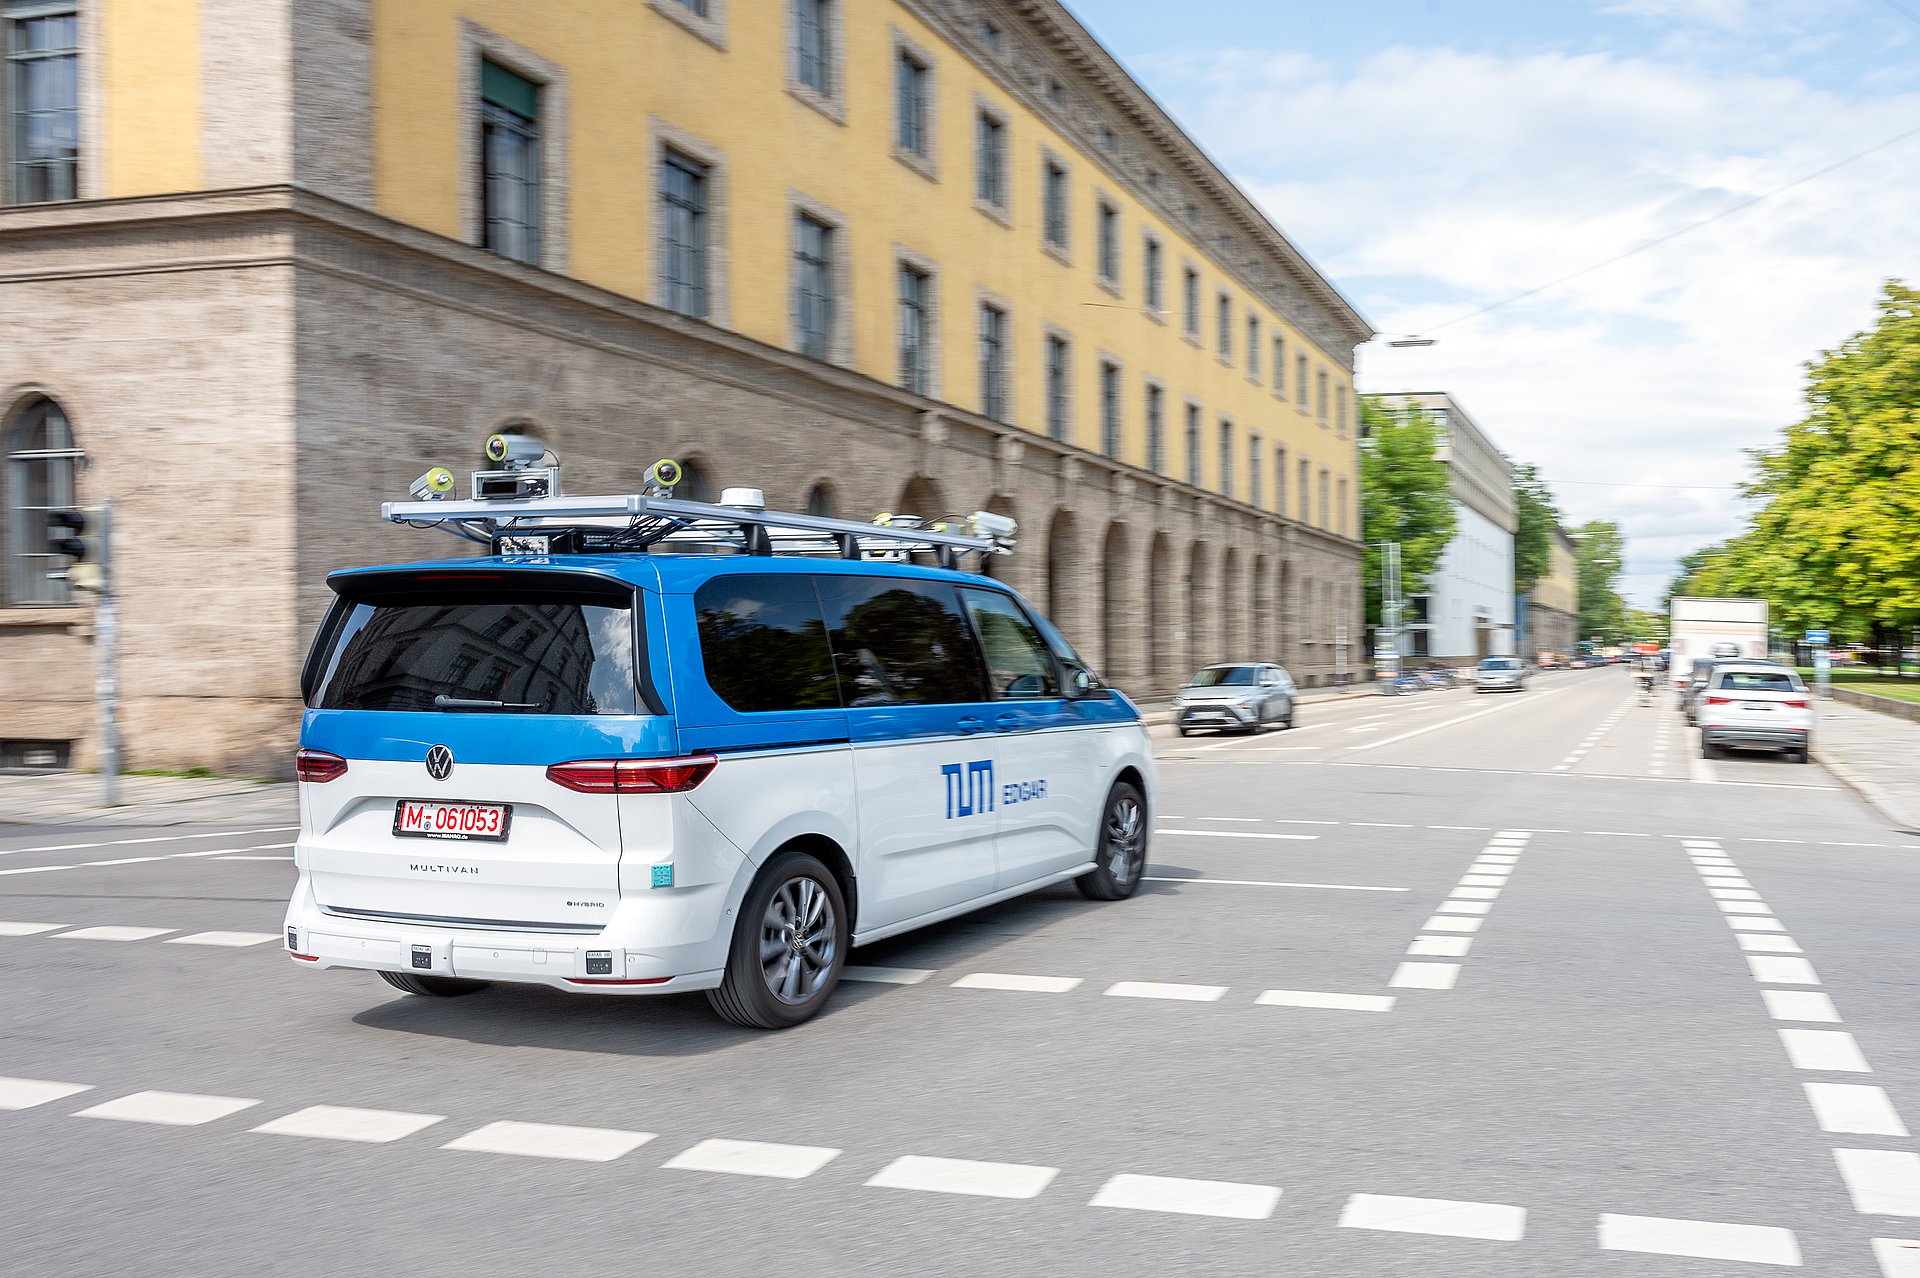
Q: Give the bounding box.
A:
[950,973,1082,994]
[251,1105,446,1144]
[1737,934,1804,954]
[665,1139,841,1180]
[1805,1084,1910,1137]
[841,965,935,985]
[1750,956,1821,984]
[1104,981,1228,1003]
[0,843,294,877]
[1422,915,1483,933]
[53,926,174,942]
[1389,962,1459,990]
[0,921,66,936]
[165,932,278,948]
[1763,990,1841,1022]
[1089,1173,1282,1220]
[1342,690,1559,753]
[74,1091,259,1127]
[1598,1214,1801,1266]
[0,1077,93,1109]
[866,1155,1059,1200]
[0,826,297,858]
[1874,1238,1920,1276]
[1779,1029,1872,1073]
[1154,829,1320,841]
[1835,1150,1920,1217]
[444,1120,656,1163]
[1254,990,1394,1013]
[1732,916,1789,932]
[1142,876,1408,892]
[1408,936,1472,956]
[1338,1193,1526,1242]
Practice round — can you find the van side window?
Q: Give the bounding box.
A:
[961,588,1059,699]
[818,576,989,706]
[694,574,840,712]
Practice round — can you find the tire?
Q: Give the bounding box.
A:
[1283,703,1297,729]
[377,970,490,997]
[1175,725,1190,738]
[708,850,848,1030]
[1076,781,1149,901]
[1795,748,1812,764]
[1701,740,1718,759]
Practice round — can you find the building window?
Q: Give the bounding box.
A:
[1044,333,1069,441]
[1336,385,1349,437]
[1274,444,1287,514]
[1246,315,1261,382]
[1337,477,1349,535]
[894,45,928,158]
[1217,420,1235,496]
[980,20,1000,51]
[1099,361,1120,456]
[1298,457,1310,521]
[1316,369,1329,423]
[5,398,78,605]
[793,212,835,361]
[974,109,1006,209]
[480,61,542,265]
[1216,292,1232,362]
[1046,77,1064,106]
[1098,126,1116,151]
[1145,382,1164,473]
[5,6,79,204]
[1272,336,1285,395]
[978,302,1007,422]
[1095,199,1119,285]
[1185,403,1201,485]
[805,482,837,518]
[1249,435,1262,506]
[897,263,931,395]
[659,149,709,320]
[1295,354,1308,408]
[675,0,708,14]
[1318,468,1330,527]
[793,0,833,96]
[1182,267,1199,337]
[1042,157,1067,251]
[1143,235,1163,314]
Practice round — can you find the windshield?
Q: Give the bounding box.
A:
[1478,658,1519,670]
[1188,666,1257,687]
[1715,669,1805,694]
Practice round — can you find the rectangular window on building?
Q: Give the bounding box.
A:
[1145,382,1164,473]
[1183,267,1199,337]
[793,0,832,96]
[1249,435,1263,506]
[1298,457,1311,521]
[894,46,928,157]
[793,212,835,361]
[480,61,542,265]
[1337,477,1349,535]
[1295,354,1308,407]
[1096,199,1119,285]
[1044,333,1069,441]
[1316,369,1329,423]
[975,110,1005,208]
[897,263,930,395]
[5,7,79,204]
[677,0,709,14]
[1143,235,1163,314]
[979,302,1007,421]
[1274,445,1287,514]
[1218,419,1234,496]
[1272,336,1285,394]
[1431,407,1452,446]
[1098,361,1121,456]
[1186,403,1201,485]
[1319,468,1330,527]
[1043,158,1067,250]
[1336,385,1349,437]
[659,149,709,320]
[1246,315,1261,382]
[1216,292,1232,362]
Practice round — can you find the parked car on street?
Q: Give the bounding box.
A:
[1474,655,1528,692]
[1698,663,1814,763]
[1171,663,1297,735]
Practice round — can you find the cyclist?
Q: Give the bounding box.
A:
[1632,653,1657,703]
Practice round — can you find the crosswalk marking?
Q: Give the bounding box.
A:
[1338,1193,1525,1241]
[1103,980,1228,1002]
[74,1090,259,1126]
[1778,1028,1871,1073]
[866,1155,1059,1199]
[1407,936,1472,957]
[1448,886,1501,900]
[1730,916,1788,932]
[951,972,1082,993]
[165,932,279,948]
[53,926,175,942]
[0,921,67,936]
[1420,915,1482,933]
[1736,934,1804,954]
[1089,1173,1281,1220]
[664,1138,840,1179]
[840,965,935,985]
[1835,1150,1920,1217]
[1255,989,1394,1012]
[251,1105,446,1143]
[1598,1213,1801,1265]
[0,1076,93,1110]
[1762,990,1841,1022]
[1749,956,1821,985]
[443,1120,655,1162]
[1804,1084,1909,1136]
[1873,1238,1920,1276]
[1389,962,1459,990]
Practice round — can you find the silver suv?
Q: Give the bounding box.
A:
[1474,656,1528,693]
[1172,663,1297,736]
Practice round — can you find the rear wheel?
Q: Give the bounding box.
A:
[1175,725,1191,738]
[1077,781,1148,901]
[377,971,490,997]
[708,850,847,1030]
[1702,740,1719,759]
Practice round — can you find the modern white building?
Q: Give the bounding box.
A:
[1375,393,1516,663]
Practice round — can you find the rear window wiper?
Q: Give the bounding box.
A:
[433,695,542,710]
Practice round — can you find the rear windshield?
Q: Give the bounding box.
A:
[1479,658,1519,670]
[310,595,639,715]
[1715,670,1804,694]
[1189,666,1257,687]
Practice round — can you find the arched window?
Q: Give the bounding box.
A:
[676,458,712,504]
[6,398,80,605]
[804,482,837,519]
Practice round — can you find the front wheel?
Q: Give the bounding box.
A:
[708,850,848,1030]
[377,971,490,997]
[1077,781,1149,901]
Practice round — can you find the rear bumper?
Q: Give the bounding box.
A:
[1701,724,1810,750]
[282,872,731,994]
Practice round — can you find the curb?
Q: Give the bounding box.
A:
[1813,744,1920,837]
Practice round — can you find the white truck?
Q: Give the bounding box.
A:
[1669,596,1769,689]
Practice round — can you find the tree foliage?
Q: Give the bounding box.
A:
[1572,519,1629,643]
[1359,397,1457,624]
[1510,463,1561,593]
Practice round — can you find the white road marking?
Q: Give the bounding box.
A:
[1585,831,1650,837]
[665,1138,840,1180]
[0,1077,93,1110]
[1475,852,1522,861]
[1142,876,1408,892]
[1763,990,1841,1022]
[1089,1173,1281,1220]
[81,857,165,866]
[1598,1214,1801,1265]
[1749,956,1821,985]
[1712,888,1764,900]
[166,931,279,948]
[1338,1193,1525,1241]
[1743,837,1801,844]
[951,973,1082,993]
[1835,1149,1920,1216]
[1721,902,1775,915]
[1737,934,1804,954]
[53,926,175,942]
[1689,751,1720,784]
[1427,824,1489,831]
[214,855,293,862]
[74,1091,259,1126]
[0,921,67,936]
[1103,981,1227,1002]
[1434,900,1493,914]
[1345,693,1555,753]
[1195,816,1262,822]
[1390,962,1460,990]
[443,1120,655,1162]
[1703,877,1753,889]
[1731,916,1789,932]
[1422,915,1483,932]
[1459,874,1507,887]
[1778,1028,1871,1072]
[1873,1238,1920,1276]
[252,1105,445,1143]
[1154,829,1319,841]
[1255,990,1395,1012]
[1450,887,1501,900]
[0,825,298,858]
[1350,821,1414,828]
[1804,1084,1909,1136]
[1409,936,1473,956]
[841,965,936,985]
[866,1155,1058,1199]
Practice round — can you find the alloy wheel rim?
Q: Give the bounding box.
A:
[758,875,837,1005]
[1104,795,1145,884]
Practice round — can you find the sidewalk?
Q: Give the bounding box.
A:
[0,772,296,828]
[1812,699,1920,835]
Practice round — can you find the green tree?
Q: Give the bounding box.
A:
[1510,463,1561,593]
[1572,519,1629,643]
[1664,543,1724,609]
[1359,397,1457,625]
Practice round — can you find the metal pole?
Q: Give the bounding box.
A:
[97,499,120,807]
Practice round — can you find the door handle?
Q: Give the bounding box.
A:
[994,713,1020,732]
[957,716,987,734]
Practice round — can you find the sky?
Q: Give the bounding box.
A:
[1065,0,1920,609]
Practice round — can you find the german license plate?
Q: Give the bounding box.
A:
[1741,701,1773,711]
[394,800,511,841]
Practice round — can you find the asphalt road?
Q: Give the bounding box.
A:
[4,666,1918,1276]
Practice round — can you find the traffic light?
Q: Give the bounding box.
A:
[46,508,105,592]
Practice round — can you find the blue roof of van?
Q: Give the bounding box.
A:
[328,553,998,593]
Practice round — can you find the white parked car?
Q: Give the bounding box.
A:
[1473,656,1528,693]
[1697,663,1813,763]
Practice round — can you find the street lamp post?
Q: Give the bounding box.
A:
[1372,540,1404,692]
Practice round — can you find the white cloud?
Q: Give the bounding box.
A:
[1137,44,1920,607]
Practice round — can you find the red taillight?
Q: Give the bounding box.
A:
[294,748,348,783]
[1703,696,1732,707]
[1784,698,1809,709]
[546,755,717,794]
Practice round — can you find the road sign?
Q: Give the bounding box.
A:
[1806,629,1830,643]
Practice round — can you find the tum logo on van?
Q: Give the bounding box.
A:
[942,760,994,819]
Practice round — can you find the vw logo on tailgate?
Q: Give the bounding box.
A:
[424,745,455,780]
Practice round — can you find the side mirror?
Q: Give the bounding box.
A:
[1069,667,1103,697]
